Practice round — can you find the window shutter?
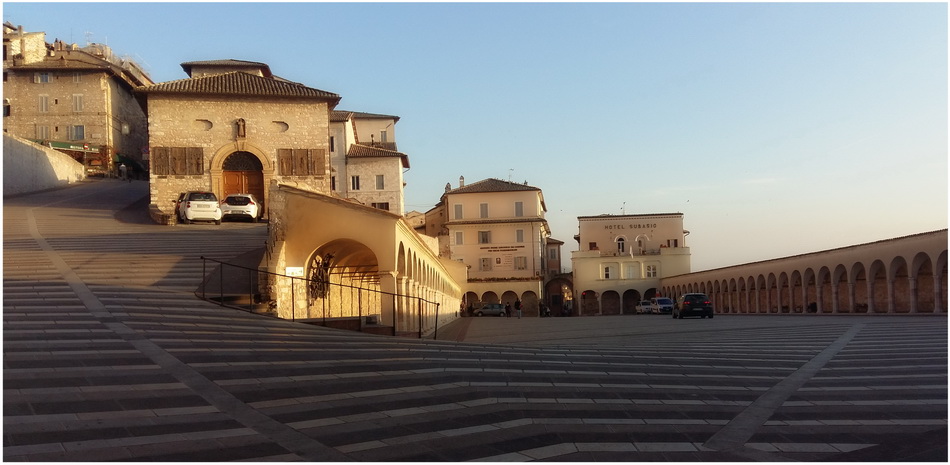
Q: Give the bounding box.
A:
[152,147,169,175]
[278,149,293,175]
[186,147,203,175]
[310,148,326,175]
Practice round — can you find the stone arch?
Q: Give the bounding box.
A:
[304,239,379,321]
[889,257,909,313]
[601,291,621,315]
[850,262,868,313]
[766,273,778,313]
[867,260,887,313]
[790,270,803,312]
[545,276,574,311]
[755,274,767,313]
[501,291,520,313]
[911,252,934,313]
[481,291,500,304]
[209,141,275,210]
[832,264,848,313]
[520,290,540,317]
[622,289,641,315]
[580,290,599,316]
[778,272,790,313]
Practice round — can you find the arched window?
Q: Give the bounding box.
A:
[617,237,626,254]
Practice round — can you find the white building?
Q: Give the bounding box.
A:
[329,111,408,215]
[572,213,691,315]
[425,177,551,316]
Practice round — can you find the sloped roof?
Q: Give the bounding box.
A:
[136,71,340,103]
[447,178,541,195]
[347,143,409,169]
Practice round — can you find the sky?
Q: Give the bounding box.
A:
[3,2,947,272]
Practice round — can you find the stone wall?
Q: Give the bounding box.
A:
[3,133,85,196]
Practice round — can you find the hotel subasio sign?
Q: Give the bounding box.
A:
[602,222,657,230]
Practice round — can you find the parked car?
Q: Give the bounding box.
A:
[650,297,675,314]
[220,193,262,222]
[177,191,222,224]
[674,293,715,319]
[635,300,652,314]
[474,303,507,317]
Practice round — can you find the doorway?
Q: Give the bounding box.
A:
[222,151,265,210]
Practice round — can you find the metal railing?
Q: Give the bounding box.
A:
[198,256,445,339]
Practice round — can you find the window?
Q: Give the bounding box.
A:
[73,72,82,83]
[72,94,83,112]
[646,265,658,278]
[548,248,558,260]
[604,266,611,279]
[617,237,626,254]
[516,229,524,243]
[331,176,336,191]
[667,239,679,248]
[514,201,524,217]
[38,95,49,112]
[453,204,463,220]
[380,129,388,143]
[351,175,360,190]
[329,136,335,153]
[35,125,49,140]
[478,231,491,244]
[371,202,390,211]
[34,72,50,83]
[589,242,598,251]
[148,146,204,176]
[277,148,325,176]
[480,203,488,218]
[455,231,463,245]
[480,258,492,272]
[376,174,385,190]
[514,256,527,270]
[67,125,84,141]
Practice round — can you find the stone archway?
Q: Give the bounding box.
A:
[221,151,265,210]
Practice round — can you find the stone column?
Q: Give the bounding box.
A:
[887,279,896,314]
[934,275,944,313]
[831,285,839,314]
[847,282,856,313]
[908,277,918,314]
[866,280,876,314]
[377,271,398,331]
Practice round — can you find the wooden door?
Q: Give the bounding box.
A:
[222,171,265,210]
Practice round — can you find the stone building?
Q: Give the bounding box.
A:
[134,59,340,222]
[2,23,153,176]
[425,177,551,316]
[571,213,692,315]
[329,111,409,214]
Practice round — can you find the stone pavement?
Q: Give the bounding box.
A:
[4,179,948,462]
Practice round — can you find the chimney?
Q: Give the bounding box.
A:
[459,176,465,188]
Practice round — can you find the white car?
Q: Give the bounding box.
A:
[177,191,222,224]
[220,193,262,222]
[635,300,652,314]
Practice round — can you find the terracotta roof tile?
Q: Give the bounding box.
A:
[347,144,409,168]
[136,71,340,102]
[448,178,541,194]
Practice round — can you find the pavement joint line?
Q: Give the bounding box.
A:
[21,205,352,462]
[702,321,867,452]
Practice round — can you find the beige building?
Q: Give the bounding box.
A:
[426,177,551,316]
[572,213,691,315]
[329,111,409,214]
[135,59,340,222]
[3,23,153,176]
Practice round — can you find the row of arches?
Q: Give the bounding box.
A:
[465,290,542,317]
[662,252,948,314]
[574,288,662,316]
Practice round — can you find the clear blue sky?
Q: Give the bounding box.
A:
[5,2,946,271]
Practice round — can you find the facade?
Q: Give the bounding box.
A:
[660,229,948,315]
[135,59,341,223]
[572,213,691,315]
[426,177,551,316]
[329,111,409,214]
[3,23,153,176]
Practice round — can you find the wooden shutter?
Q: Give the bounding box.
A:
[152,147,169,175]
[186,147,203,175]
[170,147,187,175]
[278,149,293,175]
[310,148,326,175]
[293,149,310,176]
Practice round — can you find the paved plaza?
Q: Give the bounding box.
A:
[4,180,947,461]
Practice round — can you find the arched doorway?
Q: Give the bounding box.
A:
[222,151,265,211]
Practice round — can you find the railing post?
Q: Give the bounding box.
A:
[290,277,295,322]
[434,302,440,340]
[248,267,253,312]
[201,257,206,300]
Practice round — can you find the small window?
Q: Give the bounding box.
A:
[514,201,524,217]
[514,256,527,270]
[646,265,658,278]
[331,176,336,191]
[35,125,49,140]
[480,258,492,271]
[73,72,82,83]
[376,174,385,190]
[516,229,524,243]
[455,231,463,245]
[548,248,557,260]
[453,204,463,220]
[478,231,491,244]
[351,175,360,190]
[380,129,388,143]
[617,237,626,254]
[34,72,50,84]
[72,94,83,112]
[329,136,335,153]
[371,202,390,211]
[38,95,49,113]
[480,203,488,218]
[589,242,598,250]
[604,266,611,279]
[67,125,84,141]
